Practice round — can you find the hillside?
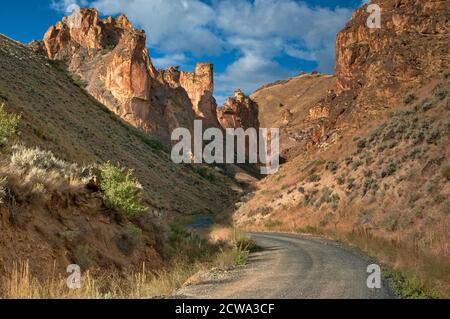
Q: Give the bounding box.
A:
[0,34,247,283]
[251,74,335,159]
[233,0,450,297]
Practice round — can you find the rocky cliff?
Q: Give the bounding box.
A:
[250,74,335,159]
[301,0,450,148]
[160,63,219,128]
[31,8,218,142]
[217,89,260,130]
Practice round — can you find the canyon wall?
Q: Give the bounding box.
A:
[31,8,219,142]
[305,0,450,148]
[217,89,260,130]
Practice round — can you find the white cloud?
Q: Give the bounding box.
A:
[152,53,188,69]
[216,51,294,104]
[51,0,357,98]
[51,0,89,12]
[215,0,352,72]
[90,0,222,56]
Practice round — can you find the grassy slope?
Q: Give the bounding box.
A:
[235,75,450,297]
[252,74,335,129]
[0,34,252,293]
[251,74,335,159]
[0,34,241,217]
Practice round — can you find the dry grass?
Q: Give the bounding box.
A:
[3,261,102,299]
[1,144,89,200]
[339,230,448,298]
[1,260,204,299]
[1,227,254,299]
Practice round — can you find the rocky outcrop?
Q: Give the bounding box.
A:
[217,89,260,130]
[159,63,219,128]
[335,0,449,95]
[306,0,450,147]
[180,63,217,124]
[32,8,219,142]
[250,74,335,159]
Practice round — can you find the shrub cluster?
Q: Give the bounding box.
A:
[0,103,20,146]
[99,163,146,218]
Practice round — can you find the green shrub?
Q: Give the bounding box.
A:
[434,87,449,101]
[192,166,215,182]
[363,177,378,195]
[345,157,353,166]
[9,145,87,186]
[337,175,346,185]
[308,173,321,183]
[424,181,435,193]
[71,75,88,89]
[99,163,145,218]
[350,160,363,171]
[235,237,258,253]
[257,206,273,216]
[347,178,356,191]
[425,127,440,144]
[420,99,434,112]
[325,161,338,173]
[357,139,367,149]
[403,93,416,105]
[230,245,249,266]
[11,144,74,172]
[0,104,20,146]
[384,269,441,299]
[381,160,397,178]
[303,192,316,207]
[166,224,217,263]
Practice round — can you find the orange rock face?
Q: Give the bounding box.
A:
[307,0,450,146]
[180,63,218,128]
[35,8,218,142]
[217,89,260,130]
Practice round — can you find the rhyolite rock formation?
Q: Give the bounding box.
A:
[31,8,219,142]
[217,89,260,130]
[307,0,450,147]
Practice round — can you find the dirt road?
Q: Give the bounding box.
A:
[175,232,394,299]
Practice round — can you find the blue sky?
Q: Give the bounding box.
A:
[0,0,364,104]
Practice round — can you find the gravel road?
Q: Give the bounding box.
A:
[175,232,394,299]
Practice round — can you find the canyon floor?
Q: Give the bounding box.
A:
[175,232,393,299]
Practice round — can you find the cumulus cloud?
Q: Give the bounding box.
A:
[51,0,357,100]
[90,0,222,56]
[152,53,188,69]
[51,0,89,12]
[216,51,295,103]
